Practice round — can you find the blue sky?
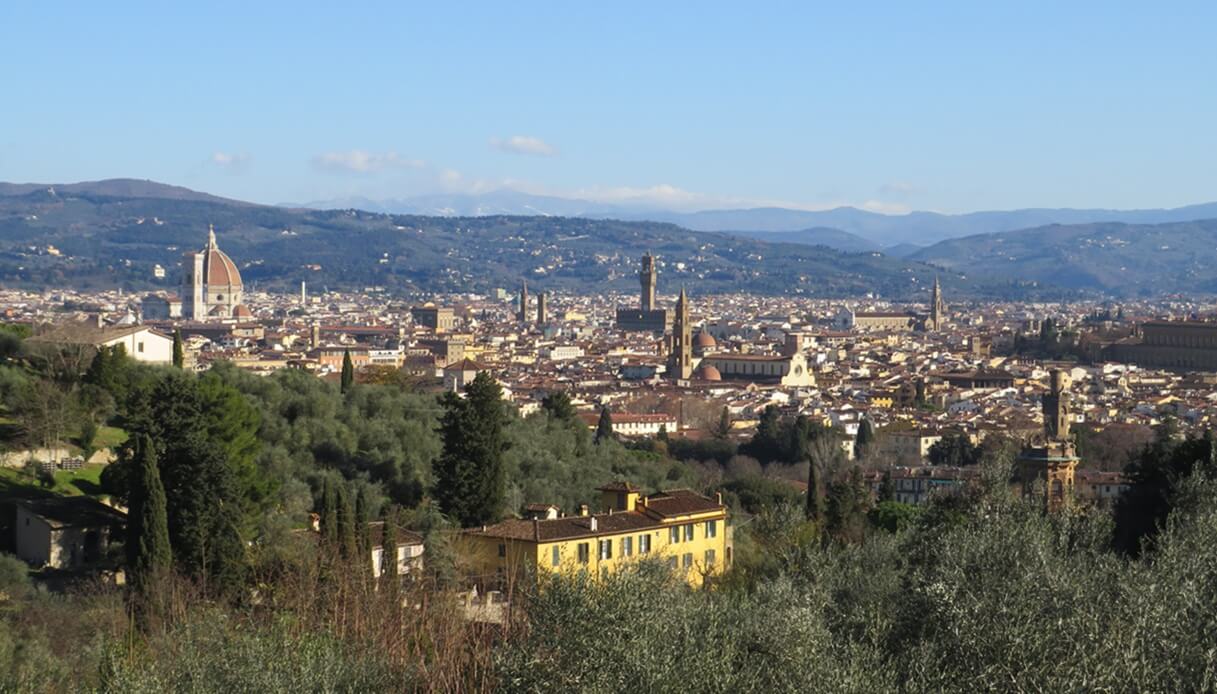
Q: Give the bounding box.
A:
[2,1,1215,213]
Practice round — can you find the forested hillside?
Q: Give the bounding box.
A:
[0,180,974,298]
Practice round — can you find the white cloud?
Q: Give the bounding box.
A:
[210,151,250,171]
[490,135,557,157]
[311,150,425,173]
[861,199,912,214]
[878,181,921,197]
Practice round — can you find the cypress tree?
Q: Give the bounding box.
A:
[854,417,876,460]
[355,486,371,555]
[380,506,399,582]
[340,349,354,393]
[714,406,731,440]
[805,454,825,527]
[127,435,171,594]
[878,471,895,503]
[595,405,614,444]
[337,483,357,560]
[321,479,338,546]
[172,328,184,369]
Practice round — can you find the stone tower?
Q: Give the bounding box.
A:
[517,280,529,322]
[536,292,547,326]
[640,253,657,312]
[1017,369,1080,511]
[668,286,692,380]
[930,275,946,330]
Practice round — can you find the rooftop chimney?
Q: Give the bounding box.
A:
[578,504,589,517]
[590,517,598,532]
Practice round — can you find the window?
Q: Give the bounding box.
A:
[497,543,506,558]
[669,526,680,544]
[705,520,717,538]
[667,556,678,570]
[683,523,694,542]
[551,545,560,567]
[577,543,589,564]
[621,536,633,557]
[682,553,693,569]
[598,539,612,561]
[137,341,145,353]
[705,549,716,567]
[639,534,651,554]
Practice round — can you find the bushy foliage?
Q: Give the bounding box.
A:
[97,611,398,693]
[500,469,1217,693]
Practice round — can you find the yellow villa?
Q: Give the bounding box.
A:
[461,483,732,589]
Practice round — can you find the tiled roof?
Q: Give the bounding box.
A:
[639,489,723,518]
[465,489,724,542]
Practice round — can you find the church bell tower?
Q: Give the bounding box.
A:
[1017,369,1080,511]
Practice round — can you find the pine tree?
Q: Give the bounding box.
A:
[826,466,873,544]
[595,405,614,444]
[434,372,507,526]
[340,349,355,393]
[127,435,171,596]
[541,391,576,422]
[743,405,784,463]
[104,371,259,594]
[337,483,357,559]
[172,328,184,369]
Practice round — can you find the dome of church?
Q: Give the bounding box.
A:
[696,364,722,381]
[694,331,717,349]
[204,232,242,287]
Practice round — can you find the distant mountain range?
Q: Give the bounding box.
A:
[296,190,1217,249]
[4,178,1217,298]
[909,219,1217,294]
[0,179,967,299]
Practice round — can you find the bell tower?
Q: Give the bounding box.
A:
[640,253,657,312]
[667,286,692,380]
[930,275,946,330]
[1017,369,1080,511]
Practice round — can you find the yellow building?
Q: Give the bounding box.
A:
[461,483,732,589]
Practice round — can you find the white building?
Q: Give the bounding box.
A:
[26,323,175,364]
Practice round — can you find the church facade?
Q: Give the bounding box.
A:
[181,225,250,321]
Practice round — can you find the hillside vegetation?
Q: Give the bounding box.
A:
[0,181,964,298]
[911,219,1217,295]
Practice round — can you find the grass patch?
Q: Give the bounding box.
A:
[93,426,127,449]
[0,464,108,499]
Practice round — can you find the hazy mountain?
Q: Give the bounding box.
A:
[0,179,974,299]
[297,190,1217,247]
[722,227,879,253]
[0,178,254,206]
[910,219,1217,295]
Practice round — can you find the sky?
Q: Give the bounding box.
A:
[2,1,1216,214]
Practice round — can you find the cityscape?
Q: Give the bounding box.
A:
[3,3,1217,693]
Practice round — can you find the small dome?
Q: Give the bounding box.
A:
[233,304,253,318]
[694,331,717,348]
[696,365,721,381]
